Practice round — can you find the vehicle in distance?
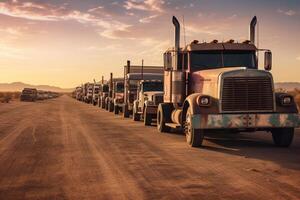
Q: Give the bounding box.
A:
[92,83,100,106]
[98,78,109,109]
[20,88,38,102]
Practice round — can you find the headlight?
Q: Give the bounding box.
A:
[280,95,293,106]
[147,101,155,106]
[197,95,211,106]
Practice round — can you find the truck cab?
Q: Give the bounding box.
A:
[20,88,38,102]
[92,84,100,106]
[133,79,164,125]
[122,61,164,118]
[105,73,124,113]
[99,83,109,109]
[157,16,300,147]
[112,81,125,114]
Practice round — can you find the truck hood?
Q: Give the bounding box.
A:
[144,91,164,98]
[115,92,124,99]
[191,67,273,98]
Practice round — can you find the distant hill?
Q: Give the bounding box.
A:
[0,82,74,93]
[275,82,300,91]
[0,81,298,93]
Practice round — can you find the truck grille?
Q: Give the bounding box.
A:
[221,77,274,112]
[154,95,163,105]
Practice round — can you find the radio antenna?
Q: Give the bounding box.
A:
[141,59,144,80]
[182,15,186,46]
[257,19,260,66]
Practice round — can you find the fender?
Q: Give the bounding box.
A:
[182,93,219,125]
[133,100,139,113]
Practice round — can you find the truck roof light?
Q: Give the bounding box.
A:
[210,40,218,43]
[242,40,251,44]
[226,39,235,43]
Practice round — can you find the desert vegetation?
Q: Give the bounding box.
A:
[0,92,21,103]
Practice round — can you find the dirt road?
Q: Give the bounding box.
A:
[0,95,300,200]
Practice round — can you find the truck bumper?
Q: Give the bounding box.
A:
[146,106,158,114]
[191,113,300,129]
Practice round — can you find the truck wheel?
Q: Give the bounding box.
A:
[108,102,114,112]
[114,105,119,115]
[271,128,294,147]
[157,104,171,133]
[185,107,204,147]
[123,104,130,118]
[144,112,152,126]
[133,111,140,121]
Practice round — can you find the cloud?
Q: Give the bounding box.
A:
[277,9,296,16]
[0,43,27,59]
[139,14,158,23]
[0,1,131,39]
[124,0,165,12]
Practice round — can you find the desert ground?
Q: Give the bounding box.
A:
[0,95,299,200]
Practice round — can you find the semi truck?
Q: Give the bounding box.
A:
[122,60,164,119]
[98,76,109,109]
[105,73,124,113]
[75,86,83,101]
[82,83,93,103]
[20,88,38,102]
[92,83,101,106]
[157,16,300,147]
[133,77,164,125]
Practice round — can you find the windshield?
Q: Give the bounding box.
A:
[22,90,35,94]
[94,88,99,94]
[116,83,124,93]
[129,84,137,91]
[143,82,163,92]
[103,85,109,92]
[190,50,256,70]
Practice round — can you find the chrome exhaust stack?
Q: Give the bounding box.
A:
[250,16,257,45]
[172,16,180,70]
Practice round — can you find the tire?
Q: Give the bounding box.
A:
[133,111,140,121]
[144,111,152,126]
[123,104,130,118]
[101,100,106,109]
[114,105,119,115]
[271,128,294,147]
[184,107,204,147]
[108,101,114,112]
[157,104,171,133]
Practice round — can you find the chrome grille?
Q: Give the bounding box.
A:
[221,77,274,112]
[154,95,163,105]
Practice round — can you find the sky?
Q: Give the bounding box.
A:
[0,0,299,88]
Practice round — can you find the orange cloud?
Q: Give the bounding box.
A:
[124,0,165,12]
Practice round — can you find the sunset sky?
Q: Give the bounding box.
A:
[0,0,299,88]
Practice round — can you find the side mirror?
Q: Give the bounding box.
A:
[264,51,272,71]
[164,52,172,71]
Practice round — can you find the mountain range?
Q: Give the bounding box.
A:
[0,82,299,93]
[275,82,300,91]
[0,82,74,93]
